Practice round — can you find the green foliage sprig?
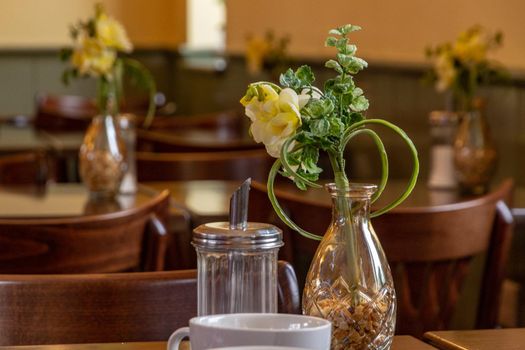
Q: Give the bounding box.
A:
[241,24,419,240]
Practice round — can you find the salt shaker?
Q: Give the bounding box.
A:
[192,178,283,316]
[427,110,458,189]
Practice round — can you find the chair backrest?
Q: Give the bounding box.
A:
[0,261,299,345]
[136,149,273,182]
[34,94,97,131]
[248,179,514,336]
[136,111,257,153]
[0,151,52,185]
[147,110,245,132]
[0,190,170,274]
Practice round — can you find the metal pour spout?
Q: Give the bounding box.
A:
[229,178,251,230]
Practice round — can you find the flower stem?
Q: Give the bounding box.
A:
[328,151,360,290]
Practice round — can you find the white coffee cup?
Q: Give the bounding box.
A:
[167,313,331,350]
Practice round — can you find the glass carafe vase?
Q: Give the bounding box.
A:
[453,108,497,195]
[79,80,127,198]
[303,183,396,350]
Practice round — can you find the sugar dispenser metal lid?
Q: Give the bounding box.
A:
[192,178,283,251]
[192,178,283,315]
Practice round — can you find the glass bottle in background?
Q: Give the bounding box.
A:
[454,100,497,195]
[427,111,458,189]
[118,113,137,194]
[78,79,127,198]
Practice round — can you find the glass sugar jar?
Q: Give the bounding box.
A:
[192,221,283,316]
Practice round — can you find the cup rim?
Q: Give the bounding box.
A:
[189,313,331,333]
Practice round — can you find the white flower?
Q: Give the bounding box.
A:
[241,86,310,157]
[434,53,456,92]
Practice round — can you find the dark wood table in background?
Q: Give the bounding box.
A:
[143,178,495,226]
[0,336,436,350]
[0,183,157,218]
[424,328,525,350]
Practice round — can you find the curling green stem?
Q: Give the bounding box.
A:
[341,128,389,203]
[122,58,157,129]
[345,119,419,218]
[267,117,419,240]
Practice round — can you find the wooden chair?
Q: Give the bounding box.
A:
[34,94,97,131]
[0,190,170,274]
[136,111,257,153]
[33,93,169,132]
[147,110,245,132]
[136,149,273,182]
[0,151,52,185]
[0,261,299,345]
[248,179,514,337]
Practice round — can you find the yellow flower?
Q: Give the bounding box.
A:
[434,52,456,92]
[245,36,270,75]
[241,85,308,157]
[71,36,116,77]
[453,29,487,63]
[96,13,133,52]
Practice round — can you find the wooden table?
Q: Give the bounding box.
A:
[142,178,494,226]
[0,122,83,155]
[0,336,436,350]
[424,328,525,349]
[0,183,158,218]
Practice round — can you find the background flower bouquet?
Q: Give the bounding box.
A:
[61,3,156,127]
[425,25,507,111]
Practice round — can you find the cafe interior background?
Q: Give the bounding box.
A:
[1,0,525,336]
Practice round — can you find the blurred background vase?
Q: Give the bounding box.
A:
[78,79,127,198]
[427,110,458,189]
[453,101,497,195]
[117,113,137,194]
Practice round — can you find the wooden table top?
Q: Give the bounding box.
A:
[424,328,525,350]
[0,336,435,350]
[143,178,511,226]
[0,183,158,219]
[0,123,83,154]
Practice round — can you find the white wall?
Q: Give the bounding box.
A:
[226,0,525,71]
[0,0,186,48]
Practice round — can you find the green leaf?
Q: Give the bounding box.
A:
[337,53,353,68]
[352,87,363,97]
[346,44,357,55]
[328,28,342,35]
[325,37,338,47]
[336,38,349,51]
[279,68,299,88]
[61,69,72,85]
[350,95,369,112]
[311,119,330,137]
[346,57,368,74]
[341,24,362,34]
[325,60,343,74]
[296,65,315,86]
[59,48,73,62]
[301,145,322,175]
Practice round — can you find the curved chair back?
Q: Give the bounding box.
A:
[34,94,97,131]
[0,151,51,185]
[136,149,273,182]
[0,190,170,273]
[249,179,514,336]
[0,261,299,345]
